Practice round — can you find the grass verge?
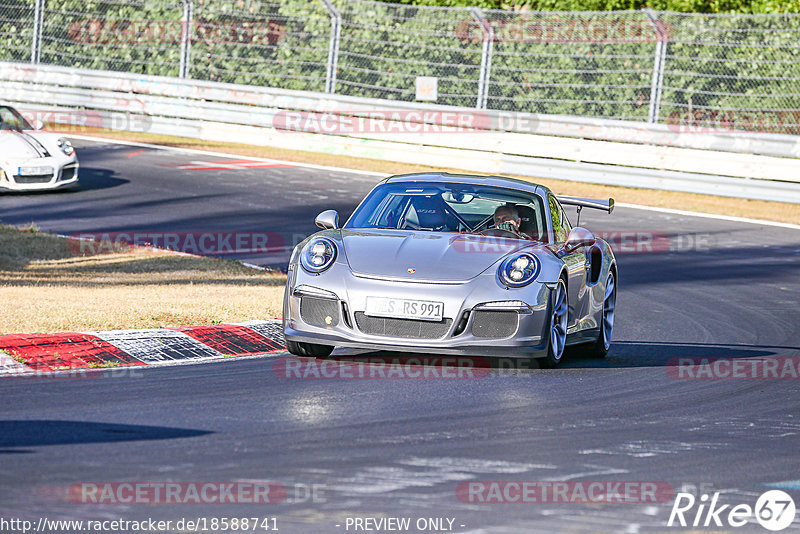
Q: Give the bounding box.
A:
[0,225,286,334]
[62,128,800,226]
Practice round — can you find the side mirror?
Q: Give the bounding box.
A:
[564,227,595,253]
[32,119,45,130]
[315,210,339,230]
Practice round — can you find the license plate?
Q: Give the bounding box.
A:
[365,296,444,322]
[17,166,53,176]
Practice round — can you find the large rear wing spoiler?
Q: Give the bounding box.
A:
[557,196,615,214]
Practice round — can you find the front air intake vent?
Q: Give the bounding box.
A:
[471,311,518,338]
[300,296,339,327]
[60,166,77,181]
[354,313,452,339]
[13,174,52,184]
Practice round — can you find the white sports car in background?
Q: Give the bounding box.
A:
[0,104,78,191]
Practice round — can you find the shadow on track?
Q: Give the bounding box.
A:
[561,340,800,369]
[329,340,799,373]
[0,420,212,453]
[64,168,128,192]
[0,168,127,197]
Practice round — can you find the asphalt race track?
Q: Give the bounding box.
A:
[0,139,383,267]
[2,138,800,533]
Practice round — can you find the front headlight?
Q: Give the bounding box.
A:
[57,138,74,156]
[498,252,541,288]
[0,169,6,182]
[300,237,337,273]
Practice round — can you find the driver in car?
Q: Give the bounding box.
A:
[493,205,525,237]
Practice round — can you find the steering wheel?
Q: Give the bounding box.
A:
[477,228,520,238]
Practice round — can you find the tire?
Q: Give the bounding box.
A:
[285,339,334,358]
[540,277,568,369]
[587,270,616,358]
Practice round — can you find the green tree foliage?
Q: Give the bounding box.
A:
[382,0,800,14]
[0,0,36,62]
[1,0,797,132]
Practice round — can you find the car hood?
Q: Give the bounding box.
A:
[0,131,51,160]
[341,228,543,282]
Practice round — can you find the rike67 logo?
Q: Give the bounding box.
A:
[668,490,796,531]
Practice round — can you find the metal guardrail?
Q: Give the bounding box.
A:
[1,62,798,203]
[3,0,800,130]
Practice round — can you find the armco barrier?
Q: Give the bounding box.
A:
[1,62,798,203]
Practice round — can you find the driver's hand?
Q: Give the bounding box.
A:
[496,221,520,234]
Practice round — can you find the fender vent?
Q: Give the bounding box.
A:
[589,247,602,285]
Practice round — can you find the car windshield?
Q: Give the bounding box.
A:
[0,106,33,131]
[345,181,548,241]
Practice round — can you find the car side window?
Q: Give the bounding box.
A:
[403,195,455,230]
[0,108,12,129]
[560,204,573,237]
[0,107,25,130]
[374,194,408,228]
[548,194,568,243]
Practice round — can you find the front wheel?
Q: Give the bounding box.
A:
[285,339,334,358]
[540,278,568,369]
[588,271,616,358]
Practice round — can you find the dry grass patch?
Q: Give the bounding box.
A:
[64,128,800,225]
[0,225,286,334]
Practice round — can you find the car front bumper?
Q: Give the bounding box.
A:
[284,264,554,358]
[0,160,79,191]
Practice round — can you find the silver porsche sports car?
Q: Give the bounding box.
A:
[283,173,617,368]
[0,104,79,191]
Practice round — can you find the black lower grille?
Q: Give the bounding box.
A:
[14,174,52,184]
[355,312,452,339]
[61,166,77,181]
[300,296,339,327]
[471,311,518,338]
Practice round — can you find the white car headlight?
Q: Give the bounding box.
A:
[300,237,337,273]
[498,252,541,288]
[57,138,74,156]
